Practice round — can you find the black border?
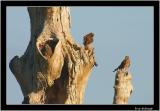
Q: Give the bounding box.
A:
[1,1,159,110]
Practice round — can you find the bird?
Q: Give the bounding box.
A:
[83,32,94,50]
[41,43,52,59]
[83,32,98,67]
[113,56,131,72]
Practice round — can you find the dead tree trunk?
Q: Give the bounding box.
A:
[113,70,133,104]
[9,7,97,104]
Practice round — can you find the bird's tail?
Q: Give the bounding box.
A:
[113,68,118,72]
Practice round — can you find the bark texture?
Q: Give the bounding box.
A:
[9,7,97,104]
[113,70,133,104]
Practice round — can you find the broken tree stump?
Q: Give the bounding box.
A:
[9,7,97,104]
[113,57,133,104]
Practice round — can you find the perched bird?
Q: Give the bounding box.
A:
[39,37,59,59]
[41,43,52,59]
[83,32,94,50]
[113,56,131,72]
[83,32,98,67]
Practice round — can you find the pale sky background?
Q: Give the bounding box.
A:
[7,6,153,104]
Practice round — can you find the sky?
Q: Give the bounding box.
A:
[7,6,153,104]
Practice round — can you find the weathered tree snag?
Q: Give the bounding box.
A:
[113,70,133,104]
[9,7,97,104]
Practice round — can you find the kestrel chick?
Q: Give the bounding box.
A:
[113,56,131,72]
[41,44,52,59]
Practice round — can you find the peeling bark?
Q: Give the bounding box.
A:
[9,7,97,104]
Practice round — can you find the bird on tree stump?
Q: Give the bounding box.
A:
[113,56,130,72]
[83,32,94,50]
[113,56,133,104]
[83,32,98,67]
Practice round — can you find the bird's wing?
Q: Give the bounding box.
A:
[119,59,126,69]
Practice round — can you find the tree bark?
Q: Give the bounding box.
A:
[9,7,97,104]
[113,70,133,104]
